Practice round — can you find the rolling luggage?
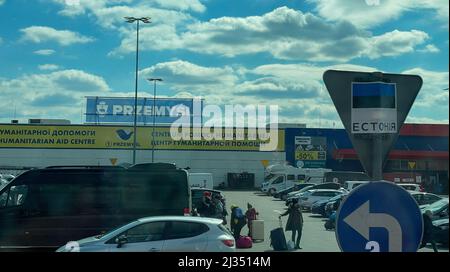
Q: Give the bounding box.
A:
[251,219,264,242]
[270,218,287,251]
[236,236,253,248]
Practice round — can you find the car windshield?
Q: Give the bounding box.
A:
[426,199,449,213]
[298,186,314,194]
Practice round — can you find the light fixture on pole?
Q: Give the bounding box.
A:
[124,16,151,165]
[147,78,163,163]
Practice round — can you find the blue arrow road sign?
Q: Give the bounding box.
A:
[336,181,423,252]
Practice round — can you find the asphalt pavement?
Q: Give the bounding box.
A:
[221,189,448,252]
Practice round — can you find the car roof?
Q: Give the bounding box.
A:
[137,216,223,225]
[310,189,343,193]
[398,183,419,186]
[344,180,370,183]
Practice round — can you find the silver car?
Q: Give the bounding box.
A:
[57,216,235,252]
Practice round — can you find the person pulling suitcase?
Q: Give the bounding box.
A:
[279,198,303,250]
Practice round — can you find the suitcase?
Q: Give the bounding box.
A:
[324,220,334,230]
[270,218,287,251]
[236,236,253,249]
[251,219,264,242]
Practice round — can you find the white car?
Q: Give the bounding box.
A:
[298,189,346,210]
[57,216,235,252]
[286,185,315,198]
[398,183,424,192]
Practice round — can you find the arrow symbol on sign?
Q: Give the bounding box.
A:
[343,201,403,252]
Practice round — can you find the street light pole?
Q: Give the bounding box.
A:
[124,16,151,165]
[148,78,163,163]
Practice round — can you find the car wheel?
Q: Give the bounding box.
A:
[269,188,275,196]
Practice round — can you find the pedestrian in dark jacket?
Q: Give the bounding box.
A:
[245,203,258,238]
[198,191,215,217]
[230,205,247,240]
[280,198,303,249]
[421,210,438,252]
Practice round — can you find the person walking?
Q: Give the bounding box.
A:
[245,203,258,238]
[198,191,215,217]
[212,194,225,220]
[230,205,247,240]
[279,198,303,250]
[421,210,438,252]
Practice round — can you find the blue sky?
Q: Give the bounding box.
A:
[0,0,448,126]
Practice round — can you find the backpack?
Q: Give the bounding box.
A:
[235,207,244,218]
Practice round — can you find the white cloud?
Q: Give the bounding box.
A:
[418,44,440,53]
[38,64,60,71]
[405,116,449,124]
[20,26,94,46]
[0,0,4,6]
[0,70,110,123]
[139,60,448,127]
[309,0,449,28]
[152,0,206,13]
[139,60,383,125]
[400,68,449,124]
[50,0,195,29]
[111,7,429,62]
[34,49,56,56]
[367,30,429,58]
[139,60,238,91]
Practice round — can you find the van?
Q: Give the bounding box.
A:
[323,171,370,185]
[189,173,213,189]
[0,163,191,250]
[261,164,332,195]
[344,180,370,191]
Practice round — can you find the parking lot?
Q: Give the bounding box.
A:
[221,190,448,252]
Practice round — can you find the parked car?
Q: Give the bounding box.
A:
[274,183,315,200]
[324,194,348,217]
[286,182,343,199]
[298,189,346,210]
[432,217,449,246]
[408,191,443,207]
[421,198,449,220]
[323,171,370,185]
[398,183,424,192]
[57,216,235,252]
[311,193,348,217]
[343,180,370,191]
[286,185,315,199]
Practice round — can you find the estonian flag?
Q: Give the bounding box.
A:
[352,82,396,109]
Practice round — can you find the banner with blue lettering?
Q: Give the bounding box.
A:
[85,97,201,124]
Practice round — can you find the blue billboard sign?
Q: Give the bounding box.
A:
[85,97,202,124]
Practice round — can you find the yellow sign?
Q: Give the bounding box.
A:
[0,124,285,152]
[261,160,270,168]
[110,158,118,165]
[295,151,323,160]
[408,161,416,169]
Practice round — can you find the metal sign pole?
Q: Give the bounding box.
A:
[372,135,383,181]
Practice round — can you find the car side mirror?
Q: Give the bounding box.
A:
[115,235,128,248]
